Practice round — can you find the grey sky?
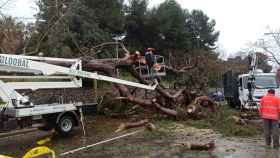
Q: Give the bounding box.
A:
[4,0,280,57]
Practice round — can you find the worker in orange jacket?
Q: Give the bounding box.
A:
[259,89,280,148]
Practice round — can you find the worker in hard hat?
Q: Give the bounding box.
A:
[145,48,155,68]
[144,48,162,83]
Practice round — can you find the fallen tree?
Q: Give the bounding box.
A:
[7,40,216,120]
[77,43,216,119]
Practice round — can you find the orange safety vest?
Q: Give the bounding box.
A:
[259,93,280,120]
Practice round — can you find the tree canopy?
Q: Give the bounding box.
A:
[22,0,220,59]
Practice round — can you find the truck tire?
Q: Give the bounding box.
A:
[56,115,75,136]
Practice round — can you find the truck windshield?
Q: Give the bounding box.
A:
[244,75,278,89]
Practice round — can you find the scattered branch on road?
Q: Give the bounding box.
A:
[115,119,156,133]
[174,140,215,150]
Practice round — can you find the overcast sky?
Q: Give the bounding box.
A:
[4,0,280,57]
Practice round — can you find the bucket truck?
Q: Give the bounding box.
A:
[224,52,279,109]
[0,54,157,135]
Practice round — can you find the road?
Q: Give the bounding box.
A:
[0,116,279,158]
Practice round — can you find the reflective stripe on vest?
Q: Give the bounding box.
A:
[261,105,278,110]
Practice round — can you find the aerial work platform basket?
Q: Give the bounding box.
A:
[135,55,166,78]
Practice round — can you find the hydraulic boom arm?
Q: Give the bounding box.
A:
[247,51,257,104]
[0,54,157,90]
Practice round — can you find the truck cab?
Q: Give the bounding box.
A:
[238,72,279,109]
[223,70,279,109]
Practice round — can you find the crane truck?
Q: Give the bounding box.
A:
[224,52,279,109]
[0,54,157,135]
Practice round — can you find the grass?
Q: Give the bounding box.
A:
[143,104,262,139]
[142,130,169,139]
[142,119,172,139]
[184,104,262,137]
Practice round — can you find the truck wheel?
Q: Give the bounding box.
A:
[56,116,74,136]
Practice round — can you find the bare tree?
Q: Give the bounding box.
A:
[0,16,24,53]
[255,27,280,65]
[0,0,15,14]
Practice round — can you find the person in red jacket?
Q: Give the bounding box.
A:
[259,89,280,148]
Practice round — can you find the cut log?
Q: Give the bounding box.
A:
[174,140,215,150]
[194,96,216,112]
[115,119,153,133]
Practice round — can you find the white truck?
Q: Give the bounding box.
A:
[224,52,279,109]
[0,54,157,135]
[236,72,279,109]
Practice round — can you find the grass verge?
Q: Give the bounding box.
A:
[184,104,262,137]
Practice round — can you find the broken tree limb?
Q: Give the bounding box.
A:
[115,119,156,133]
[231,116,248,125]
[165,56,199,74]
[128,68,188,100]
[153,101,178,117]
[174,140,215,150]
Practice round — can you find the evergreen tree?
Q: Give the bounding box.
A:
[152,0,189,50]
[124,0,149,51]
[31,0,125,57]
[186,10,219,50]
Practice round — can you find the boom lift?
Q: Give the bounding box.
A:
[247,51,258,107]
[0,54,157,135]
[224,51,279,109]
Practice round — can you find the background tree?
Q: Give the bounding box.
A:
[186,10,219,51]
[151,0,189,52]
[0,16,24,54]
[27,0,125,57]
[124,0,149,51]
